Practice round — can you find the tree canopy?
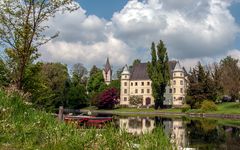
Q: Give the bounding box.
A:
[147,40,170,109]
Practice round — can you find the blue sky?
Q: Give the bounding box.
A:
[38,0,240,70]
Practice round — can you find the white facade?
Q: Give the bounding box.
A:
[120,62,187,107]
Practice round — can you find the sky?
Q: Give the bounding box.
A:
[38,0,240,70]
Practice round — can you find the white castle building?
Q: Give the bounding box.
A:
[120,61,188,107]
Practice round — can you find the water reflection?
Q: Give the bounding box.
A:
[119,117,154,135]
[117,116,240,149]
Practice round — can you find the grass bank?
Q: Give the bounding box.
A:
[186,102,240,114]
[0,90,173,150]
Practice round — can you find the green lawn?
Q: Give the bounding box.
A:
[187,102,240,114]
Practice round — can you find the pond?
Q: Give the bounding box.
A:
[96,114,240,150]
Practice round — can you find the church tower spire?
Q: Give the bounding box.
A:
[103,57,112,85]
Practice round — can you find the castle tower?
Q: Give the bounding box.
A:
[172,62,185,107]
[120,65,130,105]
[103,58,112,85]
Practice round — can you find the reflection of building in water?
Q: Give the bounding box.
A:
[171,120,187,149]
[119,117,155,135]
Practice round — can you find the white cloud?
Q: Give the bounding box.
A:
[227,49,240,60]
[38,0,240,70]
[39,34,132,68]
[111,0,240,58]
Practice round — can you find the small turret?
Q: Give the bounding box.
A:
[120,64,130,105]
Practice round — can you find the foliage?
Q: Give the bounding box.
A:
[71,63,88,86]
[66,84,88,109]
[0,58,10,87]
[108,80,120,91]
[201,100,217,112]
[187,62,217,108]
[147,40,170,109]
[129,95,143,106]
[0,90,172,150]
[98,88,119,109]
[0,0,78,89]
[88,65,107,105]
[219,56,240,100]
[66,63,89,109]
[181,104,191,112]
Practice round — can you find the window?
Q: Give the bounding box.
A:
[125,75,127,78]
[135,89,138,94]
[180,73,183,76]
[131,82,133,86]
[169,88,172,93]
[124,82,127,86]
[124,97,127,101]
[174,73,176,76]
[124,89,127,94]
[180,88,183,93]
[135,82,138,86]
[180,80,183,85]
[147,82,150,86]
[147,89,150,93]
[174,88,176,93]
[173,80,176,85]
[141,89,144,93]
[174,97,176,100]
[141,82,144,86]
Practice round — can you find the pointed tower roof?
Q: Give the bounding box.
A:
[104,57,111,72]
[174,61,183,72]
[122,65,130,75]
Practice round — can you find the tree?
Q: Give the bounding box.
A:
[71,63,88,86]
[219,56,240,100]
[67,63,88,108]
[98,88,119,109]
[39,63,69,110]
[87,66,106,94]
[67,84,88,109]
[129,95,143,107]
[187,62,217,108]
[147,40,170,109]
[0,0,78,89]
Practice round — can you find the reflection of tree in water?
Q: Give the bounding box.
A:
[128,118,142,129]
[186,119,226,148]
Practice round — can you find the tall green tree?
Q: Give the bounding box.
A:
[87,66,106,95]
[187,62,217,108]
[0,0,78,90]
[39,63,69,110]
[147,40,170,109]
[67,63,88,108]
[219,56,240,100]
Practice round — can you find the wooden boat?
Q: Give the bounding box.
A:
[64,115,113,127]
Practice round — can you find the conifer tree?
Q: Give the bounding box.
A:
[147,40,170,109]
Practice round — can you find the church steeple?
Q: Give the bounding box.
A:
[103,57,112,85]
[104,57,111,73]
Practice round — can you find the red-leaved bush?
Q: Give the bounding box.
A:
[98,88,119,109]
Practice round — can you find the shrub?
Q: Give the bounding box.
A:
[98,88,119,109]
[181,104,191,112]
[201,100,217,112]
[129,95,143,107]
